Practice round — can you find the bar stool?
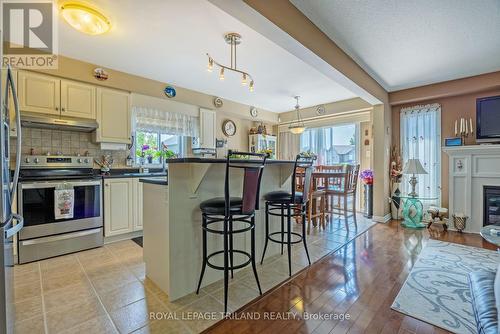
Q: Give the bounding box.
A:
[195,150,267,313]
[260,154,314,276]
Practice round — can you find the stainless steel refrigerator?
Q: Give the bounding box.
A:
[0,62,23,333]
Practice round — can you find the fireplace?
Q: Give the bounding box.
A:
[484,186,500,226]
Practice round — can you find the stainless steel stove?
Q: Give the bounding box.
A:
[17,155,103,264]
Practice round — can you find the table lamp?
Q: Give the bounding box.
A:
[403,159,427,197]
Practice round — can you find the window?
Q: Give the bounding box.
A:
[300,123,358,165]
[134,130,184,165]
[400,104,441,201]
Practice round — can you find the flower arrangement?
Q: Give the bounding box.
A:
[153,143,177,160]
[360,169,374,185]
[299,150,317,160]
[390,146,403,183]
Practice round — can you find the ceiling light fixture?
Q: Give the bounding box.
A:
[207,32,254,92]
[289,96,306,134]
[60,2,111,35]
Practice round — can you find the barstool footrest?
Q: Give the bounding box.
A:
[206,249,252,271]
[267,231,303,245]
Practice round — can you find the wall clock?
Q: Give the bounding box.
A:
[250,107,258,118]
[222,120,237,137]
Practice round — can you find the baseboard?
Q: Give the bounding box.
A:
[372,213,392,223]
[104,230,143,244]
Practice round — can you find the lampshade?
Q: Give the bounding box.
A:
[403,159,428,175]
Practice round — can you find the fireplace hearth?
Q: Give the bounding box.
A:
[484,186,500,226]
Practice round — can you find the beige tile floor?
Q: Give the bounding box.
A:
[12,215,374,334]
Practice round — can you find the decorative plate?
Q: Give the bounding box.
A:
[222,119,236,137]
[93,68,109,81]
[250,107,258,118]
[213,97,224,108]
[316,105,326,115]
[164,86,176,98]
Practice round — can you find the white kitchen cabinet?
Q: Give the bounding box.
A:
[104,178,134,237]
[104,178,149,237]
[95,87,132,144]
[60,80,96,119]
[18,71,61,116]
[133,179,143,231]
[18,70,97,121]
[249,134,277,158]
[199,108,216,149]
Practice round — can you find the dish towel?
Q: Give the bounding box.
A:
[54,186,74,220]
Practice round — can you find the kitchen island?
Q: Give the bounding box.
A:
[140,158,295,301]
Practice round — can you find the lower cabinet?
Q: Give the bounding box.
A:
[104,178,143,237]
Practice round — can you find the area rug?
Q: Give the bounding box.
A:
[391,240,499,334]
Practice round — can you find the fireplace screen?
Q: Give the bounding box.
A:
[484,186,500,226]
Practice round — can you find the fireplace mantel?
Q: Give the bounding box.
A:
[443,144,500,233]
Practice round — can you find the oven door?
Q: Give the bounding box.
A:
[18,179,102,240]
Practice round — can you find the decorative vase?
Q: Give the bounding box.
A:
[452,214,467,233]
[391,182,402,219]
[363,184,373,218]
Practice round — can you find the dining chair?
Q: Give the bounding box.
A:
[325,164,360,229]
[320,164,346,219]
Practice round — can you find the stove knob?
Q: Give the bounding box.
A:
[84,158,90,164]
[34,158,40,164]
[24,157,30,163]
[77,158,83,163]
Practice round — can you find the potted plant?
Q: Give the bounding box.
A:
[360,169,374,218]
[154,143,177,171]
[136,144,156,164]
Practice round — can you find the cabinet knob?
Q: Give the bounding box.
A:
[62,108,65,111]
[55,107,59,111]
[105,183,109,187]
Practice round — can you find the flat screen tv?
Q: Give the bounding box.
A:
[477,95,500,143]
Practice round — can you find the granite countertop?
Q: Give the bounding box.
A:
[139,178,168,186]
[166,158,295,164]
[96,168,167,179]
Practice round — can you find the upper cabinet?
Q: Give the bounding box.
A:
[199,108,216,149]
[95,87,131,144]
[18,71,96,120]
[18,71,60,116]
[60,80,96,119]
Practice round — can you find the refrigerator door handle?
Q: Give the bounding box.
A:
[5,213,23,239]
[6,65,21,204]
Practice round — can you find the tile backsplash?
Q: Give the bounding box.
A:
[10,127,131,168]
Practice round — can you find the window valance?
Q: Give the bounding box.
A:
[132,107,199,137]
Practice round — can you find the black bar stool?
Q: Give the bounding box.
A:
[195,150,267,313]
[261,154,314,276]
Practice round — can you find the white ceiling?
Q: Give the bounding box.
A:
[56,0,356,112]
[291,0,500,91]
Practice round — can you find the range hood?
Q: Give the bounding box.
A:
[21,113,99,132]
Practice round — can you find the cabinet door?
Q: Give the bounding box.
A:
[18,71,60,115]
[199,108,216,148]
[1,69,18,137]
[104,178,134,237]
[133,179,143,231]
[60,80,96,119]
[96,87,131,144]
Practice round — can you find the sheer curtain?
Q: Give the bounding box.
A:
[400,104,441,202]
[132,107,199,137]
[279,131,300,160]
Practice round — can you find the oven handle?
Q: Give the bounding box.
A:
[20,180,102,189]
[18,228,102,246]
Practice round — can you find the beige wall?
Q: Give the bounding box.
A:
[390,71,500,209]
[27,55,279,154]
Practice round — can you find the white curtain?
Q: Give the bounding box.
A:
[279,132,300,160]
[400,103,441,202]
[132,107,199,137]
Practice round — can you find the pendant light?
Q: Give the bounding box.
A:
[289,96,306,134]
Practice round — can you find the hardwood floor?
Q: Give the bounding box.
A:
[205,220,496,334]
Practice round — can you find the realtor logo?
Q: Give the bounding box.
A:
[2,0,58,68]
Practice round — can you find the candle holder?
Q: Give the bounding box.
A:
[454,117,473,146]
